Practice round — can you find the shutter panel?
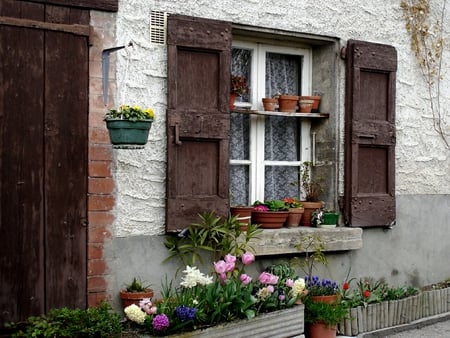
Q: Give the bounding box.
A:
[166,15,231,232]
[344,40,397,227]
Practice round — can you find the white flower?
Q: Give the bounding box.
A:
[124,304,147,324]
[180,266,213,288]
[291,278,306,297]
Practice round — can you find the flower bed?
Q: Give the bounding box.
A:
[338,287,450,336]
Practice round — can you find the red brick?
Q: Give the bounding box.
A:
[89,224,112,243]
[88,259,107,276]
[89,211,115,226]
[88,292,109,307]
[89,161,112,177]
[89,127,110,144]
[88,243,104,259]
[89,146,113,162]
[88,194,115,211]
[88,276,108,292]
[88,177,115,194]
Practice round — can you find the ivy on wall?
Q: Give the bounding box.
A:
[401,0,449,149]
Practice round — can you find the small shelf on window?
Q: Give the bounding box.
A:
[232,108,329,118]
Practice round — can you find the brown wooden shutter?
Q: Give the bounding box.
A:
[344,39,397,227]
[166,15,231,232]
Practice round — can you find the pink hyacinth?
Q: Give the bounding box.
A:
[241,252,255,265]
[267,285,275,293]
[285,279,294,287]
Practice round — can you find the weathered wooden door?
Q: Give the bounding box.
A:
[0,2,88,323]
[166,15,232,231]
[344,39,397,227]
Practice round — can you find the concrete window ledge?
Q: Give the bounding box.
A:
[249,226,363,256]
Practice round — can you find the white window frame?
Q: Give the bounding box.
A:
[231,40,313,203]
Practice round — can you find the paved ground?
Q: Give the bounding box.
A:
[344,313,450,338]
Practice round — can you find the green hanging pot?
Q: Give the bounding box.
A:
[105,119,153,146]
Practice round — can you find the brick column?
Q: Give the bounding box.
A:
[87,11,117,307]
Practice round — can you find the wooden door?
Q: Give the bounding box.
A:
[166,15,232,232]
[344,39,397,227]
[0,2,88,323]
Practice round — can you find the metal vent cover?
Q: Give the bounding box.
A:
[150,10,167,45]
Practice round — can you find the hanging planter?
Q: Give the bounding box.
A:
[105,105,154,148]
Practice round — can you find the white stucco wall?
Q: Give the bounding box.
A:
[110,0,450,237]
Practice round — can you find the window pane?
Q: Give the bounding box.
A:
[232,48,252,102]
[266,53,302,97]
[264,166,300,200]
[230,112,250,160]
[230,165,250,205]
[265,115,300,161]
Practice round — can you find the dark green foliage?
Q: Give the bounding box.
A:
[8,301,122,338]
[304,298,348,327]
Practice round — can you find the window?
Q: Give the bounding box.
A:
[230,41,313,205]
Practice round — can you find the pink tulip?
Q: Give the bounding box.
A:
[224,254,236,264]
[258,271,279,285]
[286,279,294,287]
[267,285,274,293]
[240,273,252,285]
[241,252,255,265]
[214,260,227,274]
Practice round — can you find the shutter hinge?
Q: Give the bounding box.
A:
[340,47,347,60]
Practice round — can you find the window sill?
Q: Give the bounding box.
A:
[249,226,363,256]
[232,108,330,118]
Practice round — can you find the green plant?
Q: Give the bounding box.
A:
[301,162,324,202]
[252,200,288,211]
[311,208,339,227]
[304,297,348,327]
[164,211,261,268]
[105,104,155,121]
[8,301,122,338]
[126,277,152,292]
[291,234,328,278]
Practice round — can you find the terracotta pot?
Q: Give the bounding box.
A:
[251,211,289,229]
[311,294,338,304]
[230,206,253,231]
[262,98,277,111]
[278,95,299,112]
[120,289,154,309]
[299,99,314,113]
[307,321,337,338]
[300,201,323,226]
[286,207,304,227]
[229,93,237,110]
[299,95,321,112]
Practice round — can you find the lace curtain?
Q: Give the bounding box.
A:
[230,48,302,205]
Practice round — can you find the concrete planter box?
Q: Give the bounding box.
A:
[151,305,305,338]
[338,287,450,336]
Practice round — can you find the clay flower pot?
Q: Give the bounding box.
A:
[286,207,304,227]
[230,206,253,230]
[278,95,299,112]
[251,211,289,229]
[262,97,278,111]
[299,95,321,112]
[300,201,323,226]
[120,289,154,309]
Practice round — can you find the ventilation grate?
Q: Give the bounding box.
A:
[150,10,167,45]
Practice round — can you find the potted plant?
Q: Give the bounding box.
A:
[251,200,289,229]
[104,104,154,147]
[230,75,249,109]
[312,208,339,228]
[300,162,324,226]
[119,277,154,310]
[303,276,346,338]
[283,197,304,227]
[304,297,348,338]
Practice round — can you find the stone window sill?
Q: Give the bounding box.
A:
[249,226,363,256]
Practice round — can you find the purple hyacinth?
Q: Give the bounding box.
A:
[175,305,198,322]
[153,314,170,331]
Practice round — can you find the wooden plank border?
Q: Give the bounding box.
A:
[0,16,89,36]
